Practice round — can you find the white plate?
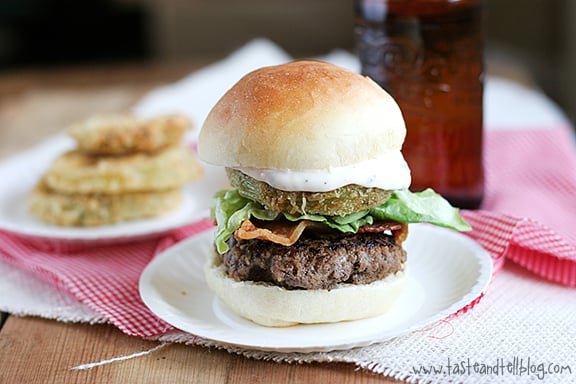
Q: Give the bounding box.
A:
[139,224,493,353]
[0,135,228,245]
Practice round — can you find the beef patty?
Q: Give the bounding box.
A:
[220,230,407,291]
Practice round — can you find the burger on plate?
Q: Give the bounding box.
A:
[197,60,471,327]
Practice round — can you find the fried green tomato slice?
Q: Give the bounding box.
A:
[68,113,192,155]
[44,145,202,194]
[28,179,183,226]
[226,168,392,216]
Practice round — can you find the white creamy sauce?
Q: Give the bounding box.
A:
[235,151,411,192]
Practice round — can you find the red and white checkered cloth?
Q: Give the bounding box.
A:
[0,126,575,338]
[465,125,576,284]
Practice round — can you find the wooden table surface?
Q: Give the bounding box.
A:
[0,60,401,383]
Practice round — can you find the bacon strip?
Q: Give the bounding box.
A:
[235,219,321,246]
[357,221,403,233]
[359,221,408,245]
[235,218,408,247]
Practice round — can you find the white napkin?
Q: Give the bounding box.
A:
[0,258,103,323]
[2,38,575,384]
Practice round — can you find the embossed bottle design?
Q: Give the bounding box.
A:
[355,0,484,209]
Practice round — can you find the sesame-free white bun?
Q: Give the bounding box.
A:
[204,248,407,327]
[198,60,406,170]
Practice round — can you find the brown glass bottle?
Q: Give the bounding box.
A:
[354,0,484,209]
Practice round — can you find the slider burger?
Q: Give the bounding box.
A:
[198,60,471,327]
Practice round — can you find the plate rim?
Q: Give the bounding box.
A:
[139,223,494,353]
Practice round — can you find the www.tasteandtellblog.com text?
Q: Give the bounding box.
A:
[412,357,572,380]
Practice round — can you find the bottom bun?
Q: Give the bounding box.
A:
[204,247,408,327]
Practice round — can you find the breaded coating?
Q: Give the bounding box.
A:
[68,113,192,155]
[28,180,183,226]
[44,145,203,194]
[226,168,392,216]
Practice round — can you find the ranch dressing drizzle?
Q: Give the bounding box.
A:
[235,151,411,192]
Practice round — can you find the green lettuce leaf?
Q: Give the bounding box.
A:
[210,188,471,253]
[369,189,472,232]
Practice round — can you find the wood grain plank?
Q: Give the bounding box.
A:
[0,316,400,384]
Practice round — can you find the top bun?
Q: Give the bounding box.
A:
[198,60,406,170]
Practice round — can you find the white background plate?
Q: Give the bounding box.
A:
[0,135,228,245]
[139,224,493,353]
